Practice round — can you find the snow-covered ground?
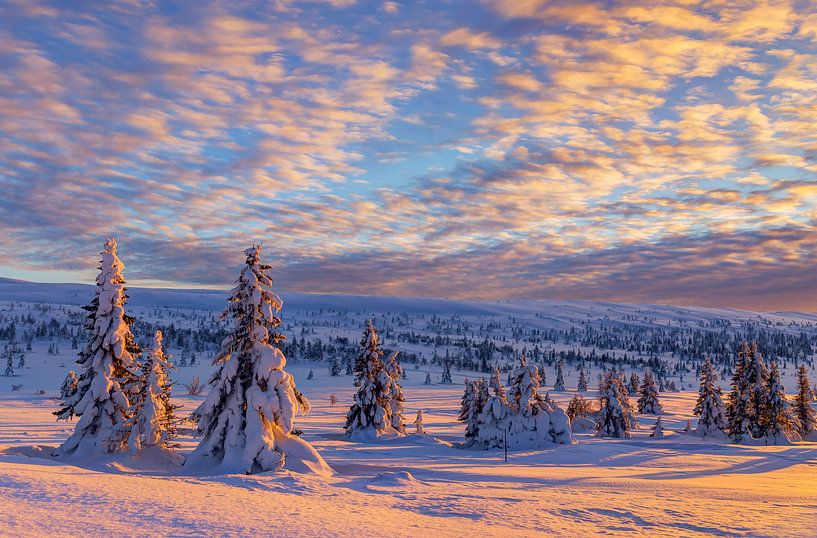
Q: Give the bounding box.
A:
[0,280,816,536]
[1,360,815,536]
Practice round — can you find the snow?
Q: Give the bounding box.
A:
[0,282,816,535]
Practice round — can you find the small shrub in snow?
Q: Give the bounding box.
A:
[185,376,203,396]
[650,417,664,439]
[414,410,425,434]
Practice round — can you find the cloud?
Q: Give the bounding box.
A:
[1,0,817,311]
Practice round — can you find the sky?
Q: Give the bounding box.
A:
[1,0,816,311]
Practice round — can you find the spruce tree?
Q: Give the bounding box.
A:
[423,372,432,385]
[458,378,487,445]
[475,367,510,448]
[637,371,663,415]
[185,245,325,474]
[596,371,635,439]
[693,357,727,439]
[329,357,341,376]
[650,416,664,439]
[345,322,404,439]
[727,342,752,443]
[764,361,796,444]
[54,238,141,456]
[744,343,769,439]
[383,351,406,433]
[629,372,640,394]
[553,360,565,391]
[129,331,179,452]
[3,347,13,377]
[354,320,382,386]
[440,361,453,384]
[413,410,425,434]
[793,365,816,440]
[577,368,588,392]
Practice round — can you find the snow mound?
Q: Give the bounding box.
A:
[368,470,418,486]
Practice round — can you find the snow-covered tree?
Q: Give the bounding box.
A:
[423,372,432,385]
[54,238,142,456]
[475,368,510,448]
[3,347,14,377]
[650,416,664,439]
[793,365,816,440]
[383,351,406,433]
[414,410,425,435]
[637,371,663,415]
[440,361,453,384]
[129,331,179,452]
[596,370,636,439]
[727,342,752,443]
[329,357,341,376]
[764,361,797,444]
[553,361,565,391]
[577,368,588,392]
[185,245,327,475]
[59,370,79,401]
[345,322,404,439]
[459,378,488,445]
[307,369,314,380]
[354,320,381,386]
[629,372,640,394]
[745,343,769,439]
[693,357,727,439]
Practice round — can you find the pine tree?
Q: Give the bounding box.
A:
[650,416,664,439]
[793,365,816,440]
[727,342,752,443]
[553,360,566,391]
[354,320,382,386]
[459,378,488,445]
[345,322,404,439]
[414,410,425,435]
[745,343,769,439]
[307,368,314,380]
[329,357,341,376]
[629,372,640,394]
[596,371,635,439]
[54,238,141,456]
[3,347,13,377]
[764,361,796,444]
[637,371,663,415]
[577,368,588,392]
[129,331,179,452]
[693,357,727,439]
[185,245,326,474]
[59,370,79,401]
[440,361,453,384]
[423,372,432,385]
[475,367,510,448]
[383,351,406,433]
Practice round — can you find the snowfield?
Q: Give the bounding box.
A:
[0,280,816,537]
[1,364,815,537]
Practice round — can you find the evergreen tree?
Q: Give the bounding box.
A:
[458,378,488,445]
[650,416,664,439]
[553,361,566,391]
[637,371,663,415]
[329,357,341,376]
[693,357,727,439]
[793,365,816,440]
[185,245,326,474]
[629,372,640,394]
[475,367,510,448]
[307,368,314,380]
[764,361,796,444]
[414,410,425,435]
[440,361,453,384]
[745,343,769,439]
[596,371,636,439]
[354,320,382,386]
[54,238,141,456]
[129,331,179,452]
[727,342,752,443]
[3,347,13,377]
[577,368,588,392]
[423,372,432,385]
[345,322,404,439]
[383,351,406,433]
